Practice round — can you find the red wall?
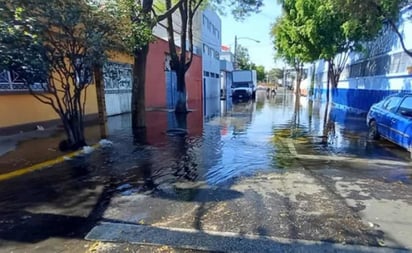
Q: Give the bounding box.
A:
[145,37,203,145]
[145,109,203,146]
[145,37,203,112]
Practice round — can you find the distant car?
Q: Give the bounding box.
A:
[366,93,412,156]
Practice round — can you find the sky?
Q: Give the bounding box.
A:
[219,0,283,71]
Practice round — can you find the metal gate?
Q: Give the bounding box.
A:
[165,70,177,110]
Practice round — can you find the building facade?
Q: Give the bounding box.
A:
[195,8,222,119]
[311,5,412,113]
[220,49,234,101]
[0,37,202,134]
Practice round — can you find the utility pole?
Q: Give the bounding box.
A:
[234,35,238,70]
[233,36,259,71]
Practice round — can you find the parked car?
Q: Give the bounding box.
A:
[366,93,412,156]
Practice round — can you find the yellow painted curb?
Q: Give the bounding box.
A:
[0,143,101,182]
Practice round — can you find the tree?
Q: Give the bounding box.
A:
[164,0,205,113]
[164,0,263,112]
[0,0,119,150]
[236,44,251,70]
[336,0,412,58]
[268,68,284,83]
[272,0,382,101]
[100,0,183,132]
[271,10,318,96]
[252,65,265,82]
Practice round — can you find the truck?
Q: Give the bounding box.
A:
[231,70,257,101]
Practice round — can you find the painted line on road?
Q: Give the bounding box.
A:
[296,153,412,166]
[282,138,412,166]
[0,143,100,182]
[285,139,298,156]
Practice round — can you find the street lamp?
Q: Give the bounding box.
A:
[234,35,260,70]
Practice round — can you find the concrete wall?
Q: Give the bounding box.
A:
[0,87,99,129]
[103,53,134,116]
[0,36,203,131]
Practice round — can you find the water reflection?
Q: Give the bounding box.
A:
[99,92,411,188]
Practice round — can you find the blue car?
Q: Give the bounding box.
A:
[366,93,412,156]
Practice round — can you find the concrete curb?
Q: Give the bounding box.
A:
[86,222,409,253]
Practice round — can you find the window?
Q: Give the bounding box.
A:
[203,44,207,53]
[203,71,210,77]
[398,96,412,113]
[214,50,219,60]
[0,69,44,92]
[383,96,402,113]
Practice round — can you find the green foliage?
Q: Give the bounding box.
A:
[0,0,123,147]
[268,68,284,82]
[210,0,263,21]
[0,0,120,84]
[98,0,154,54]
[236,44,251,70]
[336,0,407,41]
[274,0,407,65]
[235,44,265,80]
[271,0,407,88]
[252,65,265,81]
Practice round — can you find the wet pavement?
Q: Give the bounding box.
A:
[0,89,412,252]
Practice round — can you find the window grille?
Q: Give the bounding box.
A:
[0,69,44,92]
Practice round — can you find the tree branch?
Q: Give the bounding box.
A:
[28,84,60,114]
[185,0,199,70]
[179,0,188,69]
[165,0,178,65]
[192,0,204,15]
[387,18,412,58]
[156,0,184,22]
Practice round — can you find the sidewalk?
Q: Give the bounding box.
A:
[0,124,102,175]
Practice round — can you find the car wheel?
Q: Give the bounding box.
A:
[368,120,380,140]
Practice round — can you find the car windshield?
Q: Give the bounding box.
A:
[234,83,250,88]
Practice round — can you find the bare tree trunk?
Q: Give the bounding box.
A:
[132,45,149,130]
[294,63,303,97]
[321,101,330,145]
[133,127,148,145]
[59,112,86,151]
[326,60,332,103]
[93,65,107,139]
[175,66,188,113]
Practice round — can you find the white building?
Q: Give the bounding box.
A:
[194,8,222,118]
[220,50,234,101]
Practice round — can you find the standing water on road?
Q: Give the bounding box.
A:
[1,89,412,252]
[71,89,411,190]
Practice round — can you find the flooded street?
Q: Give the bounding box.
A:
[1,89,412,252]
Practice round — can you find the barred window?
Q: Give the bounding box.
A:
[348,51,412,78]
[0,70,44,92]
